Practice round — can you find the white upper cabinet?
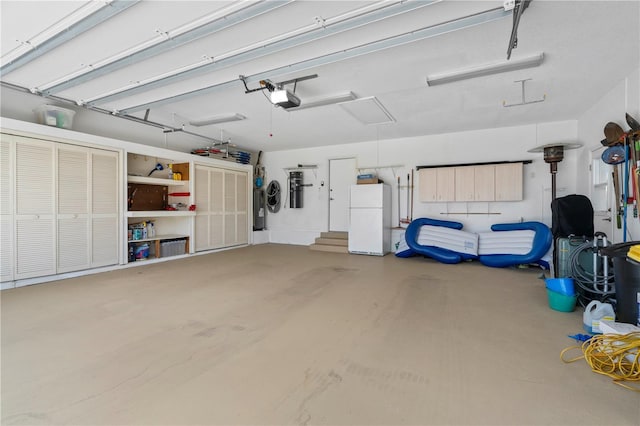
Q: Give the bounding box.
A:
[495,162,523,201]
[419,163,523,203]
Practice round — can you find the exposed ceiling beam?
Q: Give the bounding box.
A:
[0,0,139,76]
[40,0,291,95]
[85,0,441,107]
[119,6,510,115]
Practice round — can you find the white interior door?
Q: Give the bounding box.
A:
[329,158,356,232]
[591,146,614,238]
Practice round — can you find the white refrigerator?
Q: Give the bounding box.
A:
[348,184,392,256]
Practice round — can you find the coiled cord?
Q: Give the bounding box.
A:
[561,332,640,392]
[569,240,615,297]
[266,180,281,213]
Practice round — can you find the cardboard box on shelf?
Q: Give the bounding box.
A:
[357,178,383,184]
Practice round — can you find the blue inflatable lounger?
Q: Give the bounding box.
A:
[477,221,552,268]
[401,218,479,264]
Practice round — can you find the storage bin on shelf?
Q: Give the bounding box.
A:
[160,238,186,257]
[33,104,76,129]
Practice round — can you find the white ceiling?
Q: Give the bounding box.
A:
[1,0,639,153]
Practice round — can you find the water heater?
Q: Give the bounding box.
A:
[289,171,303,208]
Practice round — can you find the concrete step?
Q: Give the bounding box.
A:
[321,231,348,240]
[315,237,348,246]
[309,244,349,254]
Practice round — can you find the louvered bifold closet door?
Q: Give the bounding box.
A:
[57,147,90,273]
[194,165,210,251]
[210,169,224,249]
[15,138,56,279]
[235,172,248,245]
[91,151,118,267]
[224,171,237,246]
[0,136,14,282]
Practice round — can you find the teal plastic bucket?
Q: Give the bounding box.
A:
[547,289,577,312]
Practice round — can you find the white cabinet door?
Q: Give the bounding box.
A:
[0,136,13,282]
[495,163,523,201]
[57,147,90,273]
[195,166,248,251]
[236,172,248,245]
[210,169,224,248]
[224,171,238,246]
[454,166,475,202]
[91,152,119,267]
[474,165,495,201]
[194,165,225,251]
[57,147,119,272]
[436,168,455,202]
[194,166,210,251]
[418,168,438,202]
[15,138,56,279]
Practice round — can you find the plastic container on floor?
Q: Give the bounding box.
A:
[545,277,575,296]
[547,289,577,312]
[583,300,615,333]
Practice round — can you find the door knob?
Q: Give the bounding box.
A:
[602,217,612,222]
[330,197,335,201]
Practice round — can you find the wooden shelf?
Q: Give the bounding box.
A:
[127,234,188,243]
[127,175,188,186]
[128,235,190,260]
[127,210,196,217]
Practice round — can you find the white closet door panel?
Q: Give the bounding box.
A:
[58,149,88,214]
[211,170,224,212]
[1,216,13,282]
[194,214,209,251]
[92,153,118,214]
[224,172,236,213]
[16,141,54,214]
[57,217,90,272]
[236,172,248,213]
[0,137,12,215]
[16,217,55,278]
[92,217,118,267]
[236,213,248,244]
[211,214,224,248]
[195,166,210,212]
[224,213,237,245]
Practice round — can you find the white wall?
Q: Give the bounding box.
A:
[577,67,640,243]
[263,120,580,245]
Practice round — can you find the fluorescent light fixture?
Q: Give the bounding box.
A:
[288,92,357,111]
[339,96,395,125]
[425,52,544,86]
[189,113,246,126]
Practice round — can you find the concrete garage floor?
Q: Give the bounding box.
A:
[1,244,639,425]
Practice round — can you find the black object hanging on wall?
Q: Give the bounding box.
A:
[289,171,303,208]
[253,188,266,230]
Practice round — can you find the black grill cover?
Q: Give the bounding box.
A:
[551,194,594,238]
